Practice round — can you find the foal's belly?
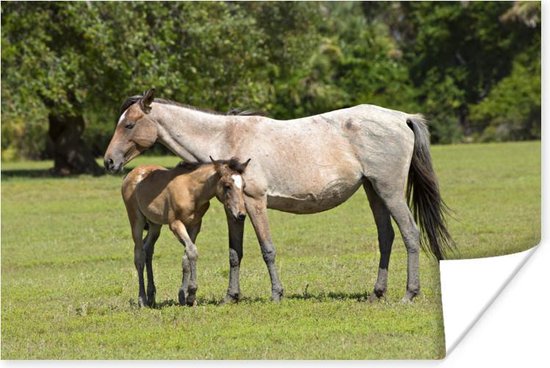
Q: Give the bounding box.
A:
[266,177,363,214]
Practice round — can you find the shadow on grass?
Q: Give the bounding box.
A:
[1,168,55,179]
[286,290,371,302]
[1,168,109,179]
[141,291,374,310]
[139,297,225,310]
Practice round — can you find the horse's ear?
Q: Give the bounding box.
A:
[209,155,216,163]
[243,158,252,169]
[139,88,155,113]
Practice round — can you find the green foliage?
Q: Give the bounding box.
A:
[393,1,540,143]
[0,2,541,160]
[1,142,540,358]
[469,49,541,142]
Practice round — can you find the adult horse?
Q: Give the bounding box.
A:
[104,88,454,303]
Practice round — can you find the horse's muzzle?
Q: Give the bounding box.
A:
[104,157,121,173]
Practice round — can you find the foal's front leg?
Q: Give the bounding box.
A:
[143,223,162,307]
[131,219,147,308]
[170,220,199,306]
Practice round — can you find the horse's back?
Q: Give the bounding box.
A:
[243,104,419,213]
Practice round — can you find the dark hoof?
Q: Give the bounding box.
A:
[178,289,187,306]
[401,289,419,303]
[367,294,381,303]
[147,292,156,307]
[222,293,240,305]
[271,289,284,302]
[367,289,386,303]
[186,293,197,307]
[138,296,148,308]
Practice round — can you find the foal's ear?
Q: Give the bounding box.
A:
[139,88,156,113]
[243,158,252,169]
[209,156,221,170]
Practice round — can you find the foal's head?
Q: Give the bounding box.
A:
[211,157,251,222]
[104,88,158,172]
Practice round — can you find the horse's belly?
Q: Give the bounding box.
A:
[266,178,362,214]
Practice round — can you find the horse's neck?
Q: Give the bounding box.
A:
[153,104,227,163]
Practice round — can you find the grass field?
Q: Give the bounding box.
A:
[1,141,540,359]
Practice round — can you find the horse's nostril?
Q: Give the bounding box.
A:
[237,213,246,221]
[104,158,114,170]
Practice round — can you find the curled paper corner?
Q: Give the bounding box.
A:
[441,245,540,355]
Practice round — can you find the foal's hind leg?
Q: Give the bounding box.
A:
[130,215,148,307]
[143,223,161,307]
[363,180,395,302]
[170,220,199,306]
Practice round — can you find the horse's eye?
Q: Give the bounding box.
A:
[125,122,135,130]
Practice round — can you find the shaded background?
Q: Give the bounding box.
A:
[1,1,541,175]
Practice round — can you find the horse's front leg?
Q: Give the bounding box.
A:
[223,207,245,303]
[170,220,199,306]
[245,196,284,302]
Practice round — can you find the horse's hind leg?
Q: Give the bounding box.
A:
[369,179,421,302]
[143,223,161,307]
[363,180,395,301]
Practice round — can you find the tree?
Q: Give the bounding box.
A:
[469,2,541,141]
[1,2,272,173]
[1,1,542,165]
[382,1,540,142]
[2,3,107,175]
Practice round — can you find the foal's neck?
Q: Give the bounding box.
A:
[187,165,220,204]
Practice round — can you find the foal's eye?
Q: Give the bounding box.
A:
[125,122,135,130]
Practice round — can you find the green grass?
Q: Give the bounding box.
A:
[1,141,540,359]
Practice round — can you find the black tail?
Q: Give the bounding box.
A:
[406,116,455,260]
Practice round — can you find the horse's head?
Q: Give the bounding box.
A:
[104,88,158,173]
[212,157,251,222]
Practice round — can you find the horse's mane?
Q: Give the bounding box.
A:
[226,108,267,117]
[119,94,267,117]
[175,157,248,174]
[174,161,204,172]
[119,95,142,114]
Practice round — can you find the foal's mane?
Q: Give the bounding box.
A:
[119,94,266,117]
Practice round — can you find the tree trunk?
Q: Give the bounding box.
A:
[47,112,103,176]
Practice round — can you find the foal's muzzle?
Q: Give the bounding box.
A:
[237,212,246,222]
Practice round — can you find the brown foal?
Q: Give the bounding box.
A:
[121,157,250,307]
